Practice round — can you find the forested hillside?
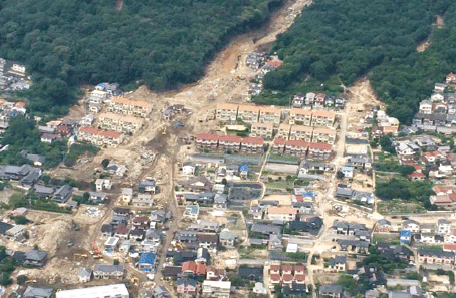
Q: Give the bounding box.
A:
[259,0,456,123]
[0,0,282,115]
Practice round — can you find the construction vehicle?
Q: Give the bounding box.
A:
[162,126,167,135]
[74,253,88,259]
[131,277,139,283]
[93,254,103,259]
[91,242,101,254]
[25,280,36,285]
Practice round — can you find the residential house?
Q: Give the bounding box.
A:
[89,192,107,203]
[53,185,72,203]
[213,194,227,210]
[114,226,129,239]
[152,286,171,298]
[6,225,26,241]
[182,261,206,277]
[419,100,432,114]
[33,185,54,198]
[238,266,263,281]
[202,280,231,298]
[95,179,112,191]
[319,285,343,298]
[197,234,218,250]
[182,162,196,176]
[402,220,421,233]
[375,219,392,232]
[23,286,54,298]
[219,229,237,248]
[176,278,197,294]
[328,256,346,272]
[292,93,305,107]
[178,176,212,192]
[305,92,316,105]
[79,268,92,283]
[206,267,226,281]
[314,93,326,108]
[289,217,323,237]
[418,249,455,265]
[93,265,125,279]
[121,188,133,203]
[40,133,62,143]
[138,179,156,194]
[250,223,282,235]
[436,219,451,234]
[251,122,273,139]
[101,225,114,237]
[24,249,48,267]
[184,205,200,220]
[21,151,46,166]
[104,236,120,252]
[267,207,297,221]
[138,252,156,272]
[216,103,238,122]
[268,234,283,251]
[132,194,154,207]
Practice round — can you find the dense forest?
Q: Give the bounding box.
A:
[0,0,282,115]
[258,0,456,123]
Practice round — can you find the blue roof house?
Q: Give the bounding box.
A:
[400,230,412,243]
[239,165,249,177]
[183,204,200,220]
[138,252,156,272]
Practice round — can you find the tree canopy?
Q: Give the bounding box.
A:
[259,0,456,123]
[0,0,282,114]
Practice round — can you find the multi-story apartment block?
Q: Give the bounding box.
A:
[108,96,152,117]
[284,140,309,158]
[311,110,336,127]
[237,105,260,123]
[289,108,312,126]
[272,138,287,155]
[98,112,143,133]
[196,134,219,151]
[312,127,337,144]
[259,106,281,126]
[251,122,273,139]
[277,124,291,139]
[290,125,313,142]
[78,126,124,147]
[218,135,242,153]
[241,137,264,154]
[307,142,333,160]
[216,103,238,122]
